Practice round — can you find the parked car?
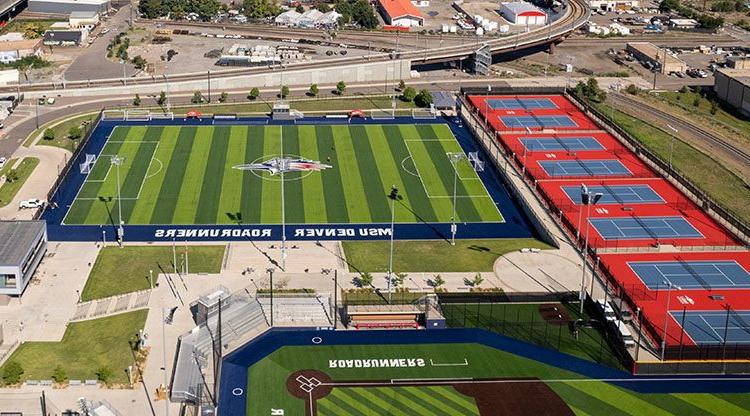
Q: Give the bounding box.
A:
[19,199,45,209]
[0,157,6,169]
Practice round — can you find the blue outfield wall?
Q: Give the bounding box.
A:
[41,116,539,242]
[218,328,750,416]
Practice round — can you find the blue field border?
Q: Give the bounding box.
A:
[217,328,750,416]
[41,116,537,242]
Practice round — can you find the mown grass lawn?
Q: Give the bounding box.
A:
[342,238,551,273]
[0,310,147,385]
[0,157,39,207]
[80,245,225,301]
[654,90,750,143]
[28,112,98,151]
[594,102,750,224]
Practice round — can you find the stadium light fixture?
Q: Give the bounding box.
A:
[449,153,467,246]
[111,155,126,245]
[579,185,603,314]
[388,185,399,304]
[660,280,681,361]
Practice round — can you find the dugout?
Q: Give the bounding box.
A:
[344,301,445,330]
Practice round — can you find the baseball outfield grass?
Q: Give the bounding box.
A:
[244,343,750,416]
[63,124,501,226]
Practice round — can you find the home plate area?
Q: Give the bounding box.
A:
[285,369,574,416]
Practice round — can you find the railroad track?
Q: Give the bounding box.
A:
[2,0,589,94]
[610,93,750,166]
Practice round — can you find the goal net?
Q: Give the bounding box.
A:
[80,154,96,174]
[124,110,151,121]
[468,151,484,172]
[412,107,436,120]
[370,108,395,120]
[151,112,175,120]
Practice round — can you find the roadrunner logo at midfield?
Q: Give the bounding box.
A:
[233,157,332,175]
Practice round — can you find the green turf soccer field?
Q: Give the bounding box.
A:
[245,343,750,416]
[63,124,502,226]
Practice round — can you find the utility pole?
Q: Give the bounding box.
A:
[111,155,125,245]
[207,71,211,103]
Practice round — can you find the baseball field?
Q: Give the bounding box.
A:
[62,124,502,226]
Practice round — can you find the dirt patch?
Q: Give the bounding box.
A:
[454,377,575,416]
[286,370,334,401]
[539,303,570,325]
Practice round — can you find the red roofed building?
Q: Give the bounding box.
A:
[376,0,424,27]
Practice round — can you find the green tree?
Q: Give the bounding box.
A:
[693,96,701,107]
[393,272,407,288]
[51,365,68,383]
[131,55,147,70]
[472,273,484,287]
[710,100,718,115]
[5,169,18,183]
[248,87,260,100]
[68,126,82,140]
[133,93,141,106]
[335,80,346,95]
[96,366,113,384]
[414,89,433,107]
[43,128,55,141]
[433,274,445,289]
[280,85,289,98]
[191,91,203,104]
[157,91,167,105]
[22,23,44,39]
[295,4,304,12]
[219,91,229,102]
[317,2,331,12]
[358,272,373,287]
[309,83,319,97]
[401,86,416,102]
[243,0,281,18]
[2,361,23,385]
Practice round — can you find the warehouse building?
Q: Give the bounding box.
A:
[0,221,47,296]
[43,29,87,46]
[498,2,548,26]
[376,0,424,27]
[589,0,639,11]
[0,38,43,64]
[69,11,100,29]
[28,0,110,14]
[626,42,687,74]
[714,69,750,117]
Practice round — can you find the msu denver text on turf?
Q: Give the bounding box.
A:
[153,227,393,239]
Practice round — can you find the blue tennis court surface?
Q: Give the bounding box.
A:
[670,310,750,345]
[520,137,604,151]
[589,216,703,240]
[629,260,750,290]
[500,115,577,129]
[562,184,664,205]
[487,97,558,110]
[539,160,632,177]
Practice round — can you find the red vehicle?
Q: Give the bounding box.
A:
[349,109,365,118]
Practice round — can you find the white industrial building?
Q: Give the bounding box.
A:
[274,9,341,28]
[589,0,639,11]
[69,11,100,29]
[498,2,548,26]
[376,0,424,27]
[0,221,47,296]
[28,0,110,14]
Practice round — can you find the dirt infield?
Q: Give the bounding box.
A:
[285,369,575,416]
[539,303,571,325]
[454,378,575,416]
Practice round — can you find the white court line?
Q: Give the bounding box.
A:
[429,358,468,367]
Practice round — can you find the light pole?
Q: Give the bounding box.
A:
[111,155,125,244]
[579,185,602,314]
[161,308,170,416]
[660,280,681,361]
[280,161,287,272]
[449,153,466,246]
[665,124,678,172]
[387,185,399,304]
[120,59,127,86]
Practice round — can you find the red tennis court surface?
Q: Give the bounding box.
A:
[498,132,630,156]
[599,251,750,348]
[520,149,655,181]
[467,95,599,132]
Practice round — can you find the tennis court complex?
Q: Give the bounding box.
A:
[562,184,664,205]
[520,137,604,151]
[670,310,750,345]
[589,216,703,240]
[486,97,558,110]
[539,160,632,177]
[499,115,577,129]
[629,260,750,290]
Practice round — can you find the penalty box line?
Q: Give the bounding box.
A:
[402,139,492,201]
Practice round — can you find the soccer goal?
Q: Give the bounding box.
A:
[468,151,485,172]
[151,112,175,120]
[370,108,395,120]
[80,154,96,174]
[124,110,151,121]
[102,110,126,120]
[412,107,436,120]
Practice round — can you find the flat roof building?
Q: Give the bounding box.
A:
[499,2,547,26]
[0,38,42,63]
[726,56,750,70]
[0,221,47,296]
[376,0,424,27]
[626,42,687,74]
[714,68,750,117]
[28,0,110,14]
